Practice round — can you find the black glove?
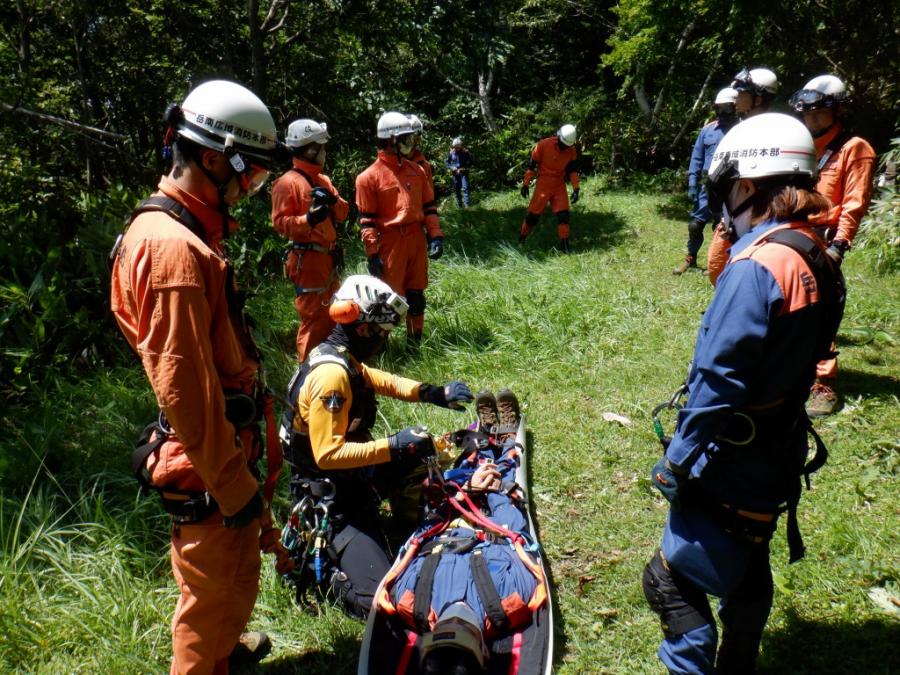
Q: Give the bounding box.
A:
[388,426,436,462]
[223,491,264,529]
[419,381,473,411]
[520,185,529,199]
[650,456,686,510]
[428,237,444,260]
[307,203,329,226]
[367,254,385,277]
[826,239,849,265]
[571,188,580,204]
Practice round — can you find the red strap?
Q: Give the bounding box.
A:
[261,393,283,503]
[394,630,418,675]
[508,632,523,675]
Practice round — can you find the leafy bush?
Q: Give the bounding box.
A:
[856,137,900,275]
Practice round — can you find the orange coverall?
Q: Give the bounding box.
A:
[110,176,262,675]
[521,136,580,240]
[356,151,443,336]
[809,123,875,379]
[271,157,350,361]
[409,148,435,189]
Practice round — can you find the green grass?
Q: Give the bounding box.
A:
[1,179,897,673]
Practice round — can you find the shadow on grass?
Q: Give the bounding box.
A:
[760,608,900,674]
[837,368,900,402]
[250,634,361,675]
[444,205,633,264]
[654,193,692,222]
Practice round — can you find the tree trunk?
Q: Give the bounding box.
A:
[247,0,267,94]
[477,70,497,133]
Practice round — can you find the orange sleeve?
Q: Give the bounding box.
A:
[706,223,731,287]
[523,143,540,187]
[304,364,392,469]
[568,147,580,189]
[271,173,315,241]
[835,141,876,244]
[322,175,350,224]
[421,171,443,239]
[133,238,258,515]
[359,362,423,401]
[355,170,381,257]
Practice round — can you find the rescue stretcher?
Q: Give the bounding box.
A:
[358,414,554,675]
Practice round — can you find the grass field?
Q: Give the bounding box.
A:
[1,179,898,673]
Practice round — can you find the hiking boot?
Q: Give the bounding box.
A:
[495,389,520,435]
[229,631,272,666]
[558,238,571,254]
[475,390,499,434]
[806,380,840,417]
[673,255,697,275]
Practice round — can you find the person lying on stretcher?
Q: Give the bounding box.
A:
[373,392,550,675]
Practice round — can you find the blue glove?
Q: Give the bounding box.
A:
[687,185,699,202]
[388,426,436,462]
[520,185,529,199]
[428,237,444,260]
[420,381,473,410]
[571,188,580,204]
[651,456,686,510]
[367,254,384,278]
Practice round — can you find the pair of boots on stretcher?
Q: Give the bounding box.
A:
[473,389,520,437]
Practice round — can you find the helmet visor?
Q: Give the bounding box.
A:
[238,162,271,196]
[789,89,831,112]
[706,157,740,212]
[731,68,753,92]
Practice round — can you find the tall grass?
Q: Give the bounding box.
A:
[1,179,897,673]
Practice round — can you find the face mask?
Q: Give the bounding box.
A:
[724,180,757,239]
[398,139,415,156]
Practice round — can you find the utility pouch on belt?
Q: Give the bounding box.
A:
[131,422,219,524]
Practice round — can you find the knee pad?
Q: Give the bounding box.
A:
[555,210,570,225]
[688,219,706,238]
[642,551,715,639]
[406,289,425,317]
[524,212,540,227]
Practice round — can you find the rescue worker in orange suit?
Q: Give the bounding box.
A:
[518,124,580,253]
[789,74,876,416]
[271,118,350,361]
[706,68,780,281]
[110,80,292,674]
[356,112,444,344]
[281,275,473,618]
[645,114,844,674]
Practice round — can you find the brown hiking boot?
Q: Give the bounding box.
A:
[229,631,272,666]
[475,390,499,434]
[806,380,840,417]
[673,255,697,275]
[496,389,521,435]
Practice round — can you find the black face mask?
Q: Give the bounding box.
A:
[330,322,388,362]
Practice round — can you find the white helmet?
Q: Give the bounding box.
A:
[328,274,408,327]
[789,75,849,112]
[708,113,816,195]
[731,68,778,96]
[557,124,577,146]
[172,80,277,166]
[452,137,463,147]
[421,602,488,670]
[407,114,424,134]
[714,87,738,105]
[285,118,330,148]
[377,111,417,139]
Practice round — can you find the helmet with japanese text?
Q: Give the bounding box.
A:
[557,124,577,146]
[707,113,816,198]
[731,68,778,96]
[328,274,408,328]
[789,74,849,112]
[286,118,330,148]
[167,80,277,167]
[377,111,417,139]
[407,113,424,134]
